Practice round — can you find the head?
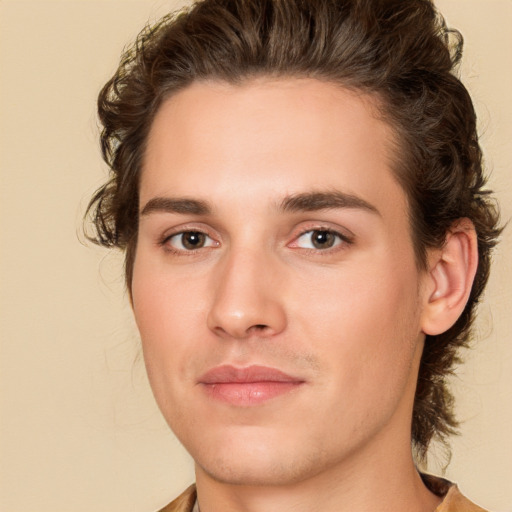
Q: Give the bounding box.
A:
[87,0,500,464]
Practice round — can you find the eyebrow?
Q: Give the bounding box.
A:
[280,191,380,216]
[140,197,211,216]
[140,190,380,217]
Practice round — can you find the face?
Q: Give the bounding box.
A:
[132,78,429,486]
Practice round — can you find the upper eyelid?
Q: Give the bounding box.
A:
[291,228,353,247]
[297,226,347,237]
[292,222,355,241]
[160,230,219,255]
[165,230,213,240]
[161,229,216,246]
[156,222,355,246]
[159,223,218,240]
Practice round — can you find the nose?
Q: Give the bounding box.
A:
[207,248,287,340]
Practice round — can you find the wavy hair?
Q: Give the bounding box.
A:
[86,0,501,460]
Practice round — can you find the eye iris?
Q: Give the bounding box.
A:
[182,232,205,249]
[312,230,335,249]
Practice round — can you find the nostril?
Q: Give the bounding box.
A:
[245,324,270,335]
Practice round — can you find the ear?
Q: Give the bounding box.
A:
[421,218,478,336]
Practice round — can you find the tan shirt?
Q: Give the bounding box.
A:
[157,479,488,512]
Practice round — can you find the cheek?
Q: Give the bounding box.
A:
[290,256,422,389]
[132,250,207,334]
[131,259,206,395]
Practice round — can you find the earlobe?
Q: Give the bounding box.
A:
[421,218,478,336]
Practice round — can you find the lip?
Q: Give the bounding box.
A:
[198,365,305,406]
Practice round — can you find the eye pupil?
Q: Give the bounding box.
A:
[183,232,205,249]
[312,230,335,249]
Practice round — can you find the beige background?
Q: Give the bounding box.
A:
[0,0,511,510]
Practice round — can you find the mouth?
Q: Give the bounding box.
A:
[198,365,305,406]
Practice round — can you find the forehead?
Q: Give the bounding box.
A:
[141,78,406,220]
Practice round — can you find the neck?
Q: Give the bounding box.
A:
[194,435,442,512]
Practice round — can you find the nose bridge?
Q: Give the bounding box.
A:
[207,244,286,339]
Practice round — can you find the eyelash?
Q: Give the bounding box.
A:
[158,227,353,255]
[292,227,353,253]
[158,230,218,255]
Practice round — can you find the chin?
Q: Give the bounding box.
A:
[192,432,332,488]
[198,456,315,487]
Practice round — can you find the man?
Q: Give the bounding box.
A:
[87,0,501,510]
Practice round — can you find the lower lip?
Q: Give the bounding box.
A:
[201,381,303,406]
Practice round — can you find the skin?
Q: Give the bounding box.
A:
[132,78,450,512]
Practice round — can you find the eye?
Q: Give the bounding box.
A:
[294,229,346,250]
[165,231,217,251]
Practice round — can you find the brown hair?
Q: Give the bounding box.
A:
[86,0,501,460]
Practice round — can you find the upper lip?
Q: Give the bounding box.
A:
[199,365,304,384]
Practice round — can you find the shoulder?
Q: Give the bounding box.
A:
[155,479,490,512]
[156,484,197,512]
[422,474,489,512]
[436,485,489,512]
